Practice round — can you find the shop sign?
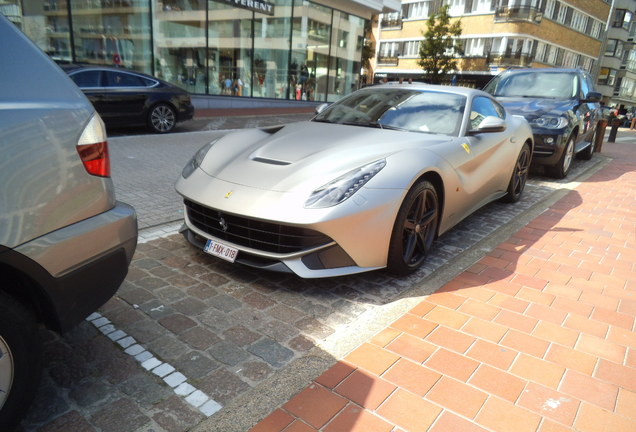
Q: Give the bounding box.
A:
[221,0,275,16]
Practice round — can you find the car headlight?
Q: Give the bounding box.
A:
[305,159,386,209]
[530,115,569,129]
[181,139,218,178]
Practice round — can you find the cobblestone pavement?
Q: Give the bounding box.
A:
[16,117,623,431]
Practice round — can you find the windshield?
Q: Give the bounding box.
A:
[484,71,578,99]
[313,88,466,136]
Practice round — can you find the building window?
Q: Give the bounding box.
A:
[403,1,431,20]
[613,9,632,30]
[590,20,602,39]
[570,10,587,33]
[535,41,546,63]
[556,4,568,24]
[471,0,491,13]
[544,0,556,20]
[464,38,485,56]
[605,39,624,58]
[381,11,402,28]
[446,0,465,16]
[403,40,420,57]
[599,68,617,86]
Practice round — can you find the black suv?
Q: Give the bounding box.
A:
[483,68,601,178]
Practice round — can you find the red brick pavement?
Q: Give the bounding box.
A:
[249,139,636,432]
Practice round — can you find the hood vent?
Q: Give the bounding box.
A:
[252,157,290,166]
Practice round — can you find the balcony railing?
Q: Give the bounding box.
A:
[494,6,542,23]
[380,18,402,29]
[487,51,533,68]
[377,55,399,66]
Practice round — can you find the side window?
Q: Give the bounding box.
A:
[70,70,101,88]
[105,71,146,87]
[469,96,503,129]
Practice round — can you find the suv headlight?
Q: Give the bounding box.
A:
[530,115,569,129]
[305,160,386,209]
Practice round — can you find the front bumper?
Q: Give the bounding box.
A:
[529,131,568,167]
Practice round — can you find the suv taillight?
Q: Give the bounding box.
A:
[77,114,110,177]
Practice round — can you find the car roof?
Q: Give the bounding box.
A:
[61,64,154,77]
[373,82,494,99]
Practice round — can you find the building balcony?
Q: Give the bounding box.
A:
[487,51,533,68]
[377,55,399,65]
[494,6,542,24]
[380,17,402,29]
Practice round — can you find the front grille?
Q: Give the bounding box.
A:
[184,200,333,254]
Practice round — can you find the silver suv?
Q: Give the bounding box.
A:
[0,16,137,429]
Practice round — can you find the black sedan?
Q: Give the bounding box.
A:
[63,65,194,133]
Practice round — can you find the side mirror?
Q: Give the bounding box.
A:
[468,116,506,135]
[315,103,329,115]
[583,91,602,103]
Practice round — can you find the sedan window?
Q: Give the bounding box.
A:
[70,70,101,88]
[469,96,504,129]
[105,71,149,87]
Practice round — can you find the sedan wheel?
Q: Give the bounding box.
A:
[387,180,439,275]
[0,292,42,430]
[550,135,575,179]
[148,103,176,133]
[501,142,531,203]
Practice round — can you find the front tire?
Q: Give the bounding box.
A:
[148,103,176,134]
[0,292,42,431]
[501,142,531,203]
[387,180,439,276]
[549,135,575,179]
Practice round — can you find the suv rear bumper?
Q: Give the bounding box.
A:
[7,202,137,332]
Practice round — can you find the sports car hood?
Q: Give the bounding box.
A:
[496,97,575,121]
[198,121,450,192]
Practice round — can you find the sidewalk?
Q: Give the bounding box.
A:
[247,139,636,431]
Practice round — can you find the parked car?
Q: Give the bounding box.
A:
[176,84,533,278]
[483,68,601,178]
[0,16,137,430]
[62,64,195,133]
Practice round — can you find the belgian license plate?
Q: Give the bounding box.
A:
[204,239,238,263]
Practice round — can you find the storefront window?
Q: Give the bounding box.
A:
[327,11,363,102]
[208,0,252,96]
[154,0,205,91]
[254,1,293,99]
[19,0,71,62]
[291,0,331,101]
[71,0,151,72]
[9,0,367,102]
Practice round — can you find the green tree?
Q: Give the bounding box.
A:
[418,5,463,83]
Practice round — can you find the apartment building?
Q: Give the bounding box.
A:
[372,0,611,89]
[599,0,636,109]
[1,0,399,102]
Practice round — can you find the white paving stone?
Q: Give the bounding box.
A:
[107,330,127,341]
[152,363,176,377]
[117,336,136,349]
[164,371,187,388]
[135,351,153,363]
[185,390,209,408]
[199,399,223,417]
[141,358,162,371]
[174,383,196,397]
[124,344,145,356]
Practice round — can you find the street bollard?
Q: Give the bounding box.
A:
[595,118,607,152]
[608,118,621,143]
